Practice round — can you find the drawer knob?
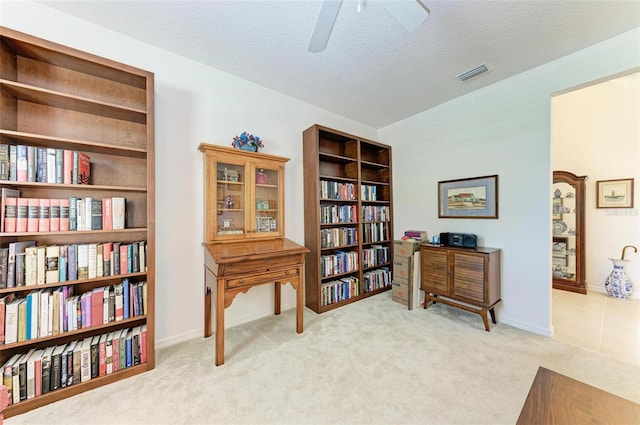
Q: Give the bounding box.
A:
[239,279,244,284]
[285,270,291,275]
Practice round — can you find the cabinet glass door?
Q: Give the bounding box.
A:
[552,170,586,294]
[216,161,247,237]
[253,164,281,236]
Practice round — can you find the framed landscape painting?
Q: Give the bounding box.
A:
[438,175,498,219]
[597,178,634,208]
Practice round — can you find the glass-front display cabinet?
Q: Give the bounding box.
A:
[199,144,289,242]
[552,170,587,294]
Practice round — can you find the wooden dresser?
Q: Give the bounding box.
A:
[420,243,501,331]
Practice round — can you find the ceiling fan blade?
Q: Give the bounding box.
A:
[308,0,343,53]
[379,0,429,32]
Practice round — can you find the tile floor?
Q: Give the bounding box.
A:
[552,288,640,367]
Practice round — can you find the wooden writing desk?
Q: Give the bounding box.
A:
[203,238,309,365]
[517,366,640,424]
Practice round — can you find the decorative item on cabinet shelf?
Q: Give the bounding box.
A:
[605,245,637,299]
[231,131,264,152]
[256,168,268,184]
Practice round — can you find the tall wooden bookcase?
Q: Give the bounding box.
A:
[303,124,393,313]
[0,27,155,417]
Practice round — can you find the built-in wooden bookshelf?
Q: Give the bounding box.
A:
[303,124,393,313]
[0,27,155,418]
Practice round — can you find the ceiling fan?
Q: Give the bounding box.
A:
[308,0,430,53]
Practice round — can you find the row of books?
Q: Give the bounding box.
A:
[1,191,126,233]
[320,276,360,307]
[362,268,392,293]
[362,205,390,222]
[361,184,379,201]
[2,324,147,406]
[362,222,391,244]
[0,279,147,345]
[320,227,358,249]
[320,204,357,224]
[320,250,359,278]
[319,180,356,201]
[0,144,90,185]
[362,245,391,269]
[0,240,147,289]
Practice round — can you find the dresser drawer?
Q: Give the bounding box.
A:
[226,267,299,289]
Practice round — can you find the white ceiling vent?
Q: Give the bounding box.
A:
[457,64,489,82]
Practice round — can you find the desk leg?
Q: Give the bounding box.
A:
[215,278,225,366]
[296,274,303,334]
[204,286,212,338]
[274,282,281,316]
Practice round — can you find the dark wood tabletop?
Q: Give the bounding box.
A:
[517,366,640,425]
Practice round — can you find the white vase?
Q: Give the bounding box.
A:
[604,258,633,299]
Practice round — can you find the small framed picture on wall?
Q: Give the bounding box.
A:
[596,178,634,208]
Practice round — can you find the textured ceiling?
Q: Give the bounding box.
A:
[38,0,640,129]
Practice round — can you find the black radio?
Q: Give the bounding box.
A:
[440,232,478,248]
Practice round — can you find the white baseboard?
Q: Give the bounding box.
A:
[499,316,553,337]
[155,302,297,350]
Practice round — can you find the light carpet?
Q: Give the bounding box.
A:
[6,293,640,424]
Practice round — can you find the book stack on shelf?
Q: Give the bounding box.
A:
[2,191,126,234]
[0,27,154,417]
[303,124,394,313]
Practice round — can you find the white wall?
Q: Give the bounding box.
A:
[379,28,640,336]
[552,72,640,298]
[1,1,378,348]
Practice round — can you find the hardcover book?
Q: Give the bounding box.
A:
[0,144,9,180]
[50,344,66,391]
[8,240,36,288]
[46,148,56,184]
[16,197,28,232]
[0,247,9,289]
[78,152,91,184]
[45,245,60,284]
[67,244,78,281]
[38,198,50,232]
[63,150,73,184]
[102,197,112,230]
[40,346,54,395]
[90,335,99,378]
[55,149,64,184]
[27,198,40,232]
[1,188,20,233]
[36,245,47,285]
[8,146,16,182]
[16,145,28,182]
[91,198,102,230]
[49,198,60,232]
[112,197,125,229]
[27,146,36,183]
[59,198,70,231]
[69,196,77,231]
[59,245,68,282]
[80,336,92,382]
[77,244,89,280]
[4,298,22,344]
[3,195,18,233]
[24,246,38,287]
[2,353,20,405]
